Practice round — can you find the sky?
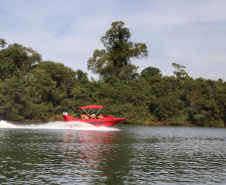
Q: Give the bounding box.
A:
[1,0,226,80]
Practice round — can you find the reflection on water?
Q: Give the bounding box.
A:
[62,130,125,184]
[0,123,226,184]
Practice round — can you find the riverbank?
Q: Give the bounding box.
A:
[123,119,225,127]
[149,121,196,127]
[1,115,225,127]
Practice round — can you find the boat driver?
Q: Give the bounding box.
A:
[90,114,96,119]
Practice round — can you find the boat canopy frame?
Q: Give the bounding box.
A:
[76,105,103,116]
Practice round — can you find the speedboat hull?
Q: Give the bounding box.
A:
[63,114,125,127]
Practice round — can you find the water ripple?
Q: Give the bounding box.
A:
[0,125,225,184]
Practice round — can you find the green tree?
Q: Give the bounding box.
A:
[27,61,76,104]
[141,66,162,85]
[141,67,162,78]
[0,38,7,48]
[0,78,32,120]
[75,69,89,84]
[87,21,148,80]
[172,63,188,79]
[0,43,42,81]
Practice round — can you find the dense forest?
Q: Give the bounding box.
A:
[0,21,225,127]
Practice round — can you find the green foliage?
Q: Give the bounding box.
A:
[141,67,162,79]
[87,21,148,80]
[0,42,77,120]
[75,69,89,84]
[0,78,31,120]
[0,42,41,81]
[0,38,7,48]
[172,63,188,79]
[0,28,225,127]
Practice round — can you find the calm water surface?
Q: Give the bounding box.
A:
[0,121,226,184]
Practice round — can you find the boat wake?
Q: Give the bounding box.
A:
[0,120,119,131]
[0,120,17,128]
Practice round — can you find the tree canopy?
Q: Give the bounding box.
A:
[87,21,148,81]
[0,23,225,127]
[0,43,41,81]
[0,38,7,48]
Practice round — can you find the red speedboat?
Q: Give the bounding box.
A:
[63,105,125,127]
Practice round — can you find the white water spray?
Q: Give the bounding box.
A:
[0,120,17,128]
[0,120,119,131]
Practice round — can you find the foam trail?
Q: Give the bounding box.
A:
[0,120,119,131]
[0,120,17,128]
[29,121,120,131]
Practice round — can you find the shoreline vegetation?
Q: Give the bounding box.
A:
[2,116,224,128]
[0,21,225,127]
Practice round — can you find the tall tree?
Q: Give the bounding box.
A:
[87,21,148,80]
[0,38,7,48]
[172,63,188,79]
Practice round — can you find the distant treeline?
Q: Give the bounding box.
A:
[0,22,225,127]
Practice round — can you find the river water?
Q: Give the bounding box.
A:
[0,120,226,185]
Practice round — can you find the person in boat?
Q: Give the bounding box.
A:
[90,114,96,119]
[97,114,103,119]
[81,114,89,119]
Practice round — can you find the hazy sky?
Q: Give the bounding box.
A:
[1,0,226,80]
